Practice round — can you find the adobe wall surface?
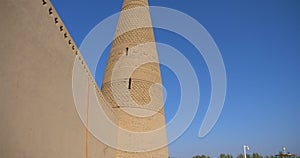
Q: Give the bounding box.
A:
[0,0,116,157]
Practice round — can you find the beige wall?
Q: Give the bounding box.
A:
[0,0,116,157]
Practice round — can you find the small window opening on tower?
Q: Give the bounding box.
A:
[68,40,71,45]
[126,47,129,56]
[128,78,132,89]
[60,26,63,32]
[42,0,47,5]
[48,7,53,15]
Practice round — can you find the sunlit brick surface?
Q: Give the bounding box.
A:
[101,0,169,157]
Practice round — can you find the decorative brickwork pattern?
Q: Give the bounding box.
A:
[101,0,169,157]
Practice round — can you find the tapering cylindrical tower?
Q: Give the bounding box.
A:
[101,0,169,157]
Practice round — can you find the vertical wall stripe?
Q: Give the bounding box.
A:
[85,79,90,158]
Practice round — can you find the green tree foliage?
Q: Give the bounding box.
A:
[252,153,263,158]
[219,153,234,158]
[192,155,211,158]
[220,154,226,158]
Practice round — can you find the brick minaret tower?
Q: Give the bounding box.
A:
[101,0,169,157]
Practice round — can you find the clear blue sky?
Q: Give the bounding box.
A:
[51,0,300,157]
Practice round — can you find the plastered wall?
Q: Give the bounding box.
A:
[0,0,116,157]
